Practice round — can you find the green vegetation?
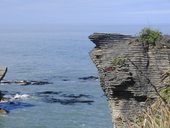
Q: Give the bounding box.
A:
[126,69,170,128]
[139,27,162,46]
[160,86,170,103]
[121,28,170,127]
[129,27,170,49]
[111,56,127,67]
[126,88,170,128]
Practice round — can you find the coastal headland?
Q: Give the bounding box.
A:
[89,31,170,127]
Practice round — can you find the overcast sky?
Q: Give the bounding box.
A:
[0,0,170,25]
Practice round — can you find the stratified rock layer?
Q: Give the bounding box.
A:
[89,33,170,127]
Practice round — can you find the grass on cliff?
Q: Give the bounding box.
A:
[127,68,170,128]
[128,86,170,128]
[124,28,170,128]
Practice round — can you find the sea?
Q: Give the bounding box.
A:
[0,24,169,128]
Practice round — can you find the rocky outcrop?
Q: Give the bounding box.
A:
[89,33,170,127]
[0,67,7,81]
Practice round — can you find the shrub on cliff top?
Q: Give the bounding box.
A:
[139,27,162,46]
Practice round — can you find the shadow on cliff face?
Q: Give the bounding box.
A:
[111,77,147,102]
[36,91,94,105]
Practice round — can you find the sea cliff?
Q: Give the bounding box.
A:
[89,32,170,127]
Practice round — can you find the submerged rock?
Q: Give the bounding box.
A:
[15,80,31,85]
[36,91,94,105]
[43,98,94,105]
[61,94,91,98]
[0,101,34,113]
[62,79,70,81]
[0,108,9,114]
[78,76,98,81]
[36,91,62,95]
[1,80,52,85]
[31,81,52,85]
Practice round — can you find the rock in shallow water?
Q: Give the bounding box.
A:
[36,91,62,95]
[78,76,98,81]
[0,108,9,114]
[61,94,92,98]
[0,80,52,85]
[0,101,34,112]
[43,98,94,105]
[36,91,94,105]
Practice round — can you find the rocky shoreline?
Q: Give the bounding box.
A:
[0,69,98,114]
[89,32,170,127]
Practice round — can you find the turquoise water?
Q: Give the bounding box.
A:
[0,25,169,128]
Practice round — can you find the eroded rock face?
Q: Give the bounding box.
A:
[89,33,170,127]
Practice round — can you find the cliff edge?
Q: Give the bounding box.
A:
[89,32,170,127]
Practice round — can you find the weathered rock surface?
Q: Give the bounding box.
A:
[0,67,7,81]
[89,33,170,127]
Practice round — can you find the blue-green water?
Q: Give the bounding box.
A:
[0,25,169,128]
[0,25,113,128]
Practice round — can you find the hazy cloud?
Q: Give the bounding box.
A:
[123,9,170,15]
[0,0,169,25]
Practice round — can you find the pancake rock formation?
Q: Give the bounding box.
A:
[89,33,170,127]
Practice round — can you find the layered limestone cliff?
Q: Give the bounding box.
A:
[89,33,170,127]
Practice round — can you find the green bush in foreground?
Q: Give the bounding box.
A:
[139,28,162,46]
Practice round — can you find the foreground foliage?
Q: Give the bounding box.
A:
[127,87,170,128]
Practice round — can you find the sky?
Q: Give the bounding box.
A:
[0,0,170,25]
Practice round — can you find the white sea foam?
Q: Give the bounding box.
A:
[13,94,30,100]
[2,94,31,101]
